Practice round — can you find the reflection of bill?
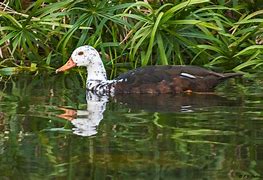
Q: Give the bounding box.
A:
[57,107,77,121]
[58,91,108,137]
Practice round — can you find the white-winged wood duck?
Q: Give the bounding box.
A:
[56,45,242,95]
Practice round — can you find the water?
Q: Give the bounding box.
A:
[0,73,262,179]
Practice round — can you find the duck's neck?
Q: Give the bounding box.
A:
[87,58,107,82]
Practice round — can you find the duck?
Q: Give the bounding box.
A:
[56,45,242,95]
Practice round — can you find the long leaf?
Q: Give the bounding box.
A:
[157,33,168,65]
[0,12,22,28]
[233,50,262,70]
[234,19,263,24]
[143,12,164,66]
[234,45,263,57]
[197,45,224,54]
[123,1,153,13]
[242,10,263,21]
[168,20,221,30]
[161,0,210,24]
[118,13,150,23]
[131,27,151,61]
[0,31,18,46]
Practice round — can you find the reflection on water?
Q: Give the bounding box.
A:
[0,73,262,179]
[58,91,108,136]
[113,93,241,112]
[59,92,241,137]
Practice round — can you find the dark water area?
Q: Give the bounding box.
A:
[0,73,262,179]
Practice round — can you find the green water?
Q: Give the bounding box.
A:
[0,73,262,179]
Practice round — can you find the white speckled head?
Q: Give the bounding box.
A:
[56,45,109,83]
[71,45,100,67]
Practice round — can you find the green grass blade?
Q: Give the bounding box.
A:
[197,45,224,55]
[143,12,164,66]
[168,20,221,30]
[156,33,168,65]
[118,14,150,23]
[130,27,151,61]
[0,12,22,28]
[124,1,153,13]
[161,0,210,24]
[233,50,262,71]
[0,31,18,46]
[234,45,263,57]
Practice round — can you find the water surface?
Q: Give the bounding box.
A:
[0,73,262,179]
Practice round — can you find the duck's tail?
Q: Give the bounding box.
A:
[222,72,243,79]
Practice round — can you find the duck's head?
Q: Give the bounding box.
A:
[56,45,100,73]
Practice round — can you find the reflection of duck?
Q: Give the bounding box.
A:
[58,91,240,136]
[56,45,242,94]
[58,92,108,136]
[113,94,241,112]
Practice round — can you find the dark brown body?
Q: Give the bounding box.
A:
[114,65,242,94]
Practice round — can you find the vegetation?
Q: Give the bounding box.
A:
[0,2,263,179]
[0,0,262,77]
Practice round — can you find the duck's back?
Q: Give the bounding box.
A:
[114,65,241,94]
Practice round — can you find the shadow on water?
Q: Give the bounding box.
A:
[0,73,262,179]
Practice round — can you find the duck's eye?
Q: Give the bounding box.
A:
[78,51,84,56]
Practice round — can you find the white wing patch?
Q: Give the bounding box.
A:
[180,72,196,79]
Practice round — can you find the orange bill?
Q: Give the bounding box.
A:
[56,57,76,73]
[57,107,77,121]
